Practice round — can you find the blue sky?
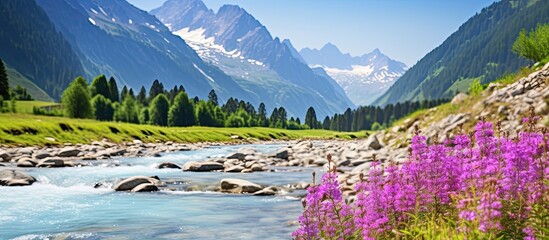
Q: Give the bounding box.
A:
[128,0,497,66]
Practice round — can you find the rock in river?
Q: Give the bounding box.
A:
[0,169,37,186]
[113,176,161,192]
[220,178,263,194]
[183,161,224,172]
[158,162,181,169]
[131,183,159,192]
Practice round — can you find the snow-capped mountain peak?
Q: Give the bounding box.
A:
[151,0,355,118]
[300,43,407,106]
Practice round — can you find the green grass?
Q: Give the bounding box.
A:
[0,113,366,146]
[444,77,478,95]
[14,101,59,114]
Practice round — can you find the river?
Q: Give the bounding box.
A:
[0,144,315,239]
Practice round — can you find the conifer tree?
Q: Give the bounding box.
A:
[0,59,9,100]
[149,94,169,126]
[305,107,318,129]
[120,86,128,102]
[108,77,119,102]
[90,75,111,99]
[168,92,195,127]
[149,79,164,101]
[257,102,268,127]
[137,86,147,106]
[208,89,219,106]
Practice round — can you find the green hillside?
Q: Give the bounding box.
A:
[374,0,549,105]
[0,0,84,99]
[6,66,53,102]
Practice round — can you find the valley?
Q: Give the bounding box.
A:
[0,0,548,239]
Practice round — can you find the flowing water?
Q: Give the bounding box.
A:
[0,144,315,239]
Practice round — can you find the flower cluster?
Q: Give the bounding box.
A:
[293,118,548,239]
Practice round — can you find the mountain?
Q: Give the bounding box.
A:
[151,0,354,118]
[34,0,253,103]
[0,0,84,99]
[300,43,407,106]
[374,0,549,106]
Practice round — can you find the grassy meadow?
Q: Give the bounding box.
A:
[0,109,366,146]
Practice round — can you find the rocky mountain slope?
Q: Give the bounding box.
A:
[0,0,84,99]
[35,0,253,102]
[374,0,549,106]
[151,0,354,118]
[300,43,407,106]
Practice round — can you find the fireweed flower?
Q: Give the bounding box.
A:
[293,120,548,239]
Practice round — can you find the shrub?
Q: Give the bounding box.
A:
[513,24,549,62]
[293,114,548,239]
[468,78,485,95]
[61,76,93,119]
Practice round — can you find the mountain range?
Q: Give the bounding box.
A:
[300,43,407,106]
[151,0,354,118]
[374,0,549,106]
[35,0,254,106]
[0,0,354,118]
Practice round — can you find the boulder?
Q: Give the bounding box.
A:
[58,147,80,157]
[0,153,9,162]
[220,178,263,194]
[0,169,37,186]
[313,158,328,166]
[108,148,127,156]
[237,147,257,155]
[293,141,313,149]
[113,176,159,191]
[131,183,159,192]
[36,158,65,168]
[226,152,246,160]
[275,148,290,160]
[16,157,34,164]
[17,147,34,155]
[350,158,369,167]
[158,162,181,169]
[225,165,245,173]
[17,161,36,168]
[364,134,382,150]
[352,162,371,174]
[183,161,224,172]
[451,93,468,105]
[249,163,265,172]
[33,151,52,160]
[253,187,277,196]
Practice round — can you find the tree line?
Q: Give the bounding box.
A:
[57,75,313,129]
[43,74,450,131]
[319,99,448,132]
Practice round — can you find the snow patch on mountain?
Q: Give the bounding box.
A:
[174,27,266,67]
[88,17,96,26]
[193,63,215,82]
